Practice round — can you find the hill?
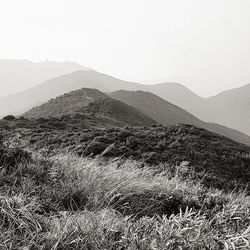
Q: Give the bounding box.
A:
[0,60,86,116]
[0,60,85,97]
[22,88,156,127]
[1,68,250,136]
[145,82,205,117]
[0,129,250,248]
[149,83,250,137]
[0,70,139,117]
[0,70,203,119]
[23,88,108,118]
[4,121,249,191]
[146,83,250,136]
[110,90,250,146]
[21,87,250,146]
[205,84,250,135]
[110,90,203,126]
[81,98,156,126]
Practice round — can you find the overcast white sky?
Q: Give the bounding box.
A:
[0,0,250,97]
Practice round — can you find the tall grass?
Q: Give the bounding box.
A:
[0,152,249,249]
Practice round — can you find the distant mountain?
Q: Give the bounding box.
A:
[1,67,249,136]
[0,60,88,116]
[0,70,202,118]
[0,60,86,97]
[0,70,139,118]
[147,83,250,136]
[0,68,211,120]
[110,90,203,126]
[0,69,205,118]
[23,88,156,127]
[144,83,250,136]
[110,90,250,146]
[144,83,205,116]
[204,84,250,136]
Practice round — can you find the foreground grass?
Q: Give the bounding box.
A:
[0,152,250,249]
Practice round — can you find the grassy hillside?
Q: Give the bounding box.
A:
[0,132,250,249]
[23,88,156,127]
[3,117,250,191]
[1,109,250,248]
[81,98,156,127]
[23,88,108,118]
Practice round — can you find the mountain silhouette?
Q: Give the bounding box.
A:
[205,84,250,135]
[0,60,85,97]
[1,68,249,136]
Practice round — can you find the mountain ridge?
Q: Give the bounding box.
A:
[0,60,86,97]
[21,86,250,146]
[1,67,249,135]
[110,90,250,146]
[0,70,198,118]
[22,88,156,127]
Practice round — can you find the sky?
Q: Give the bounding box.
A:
[0,0,250,97]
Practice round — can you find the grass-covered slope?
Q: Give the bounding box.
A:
[81,97,156,127]
[22,88,156,127]
[0,133,249,249]
[4,119,249,191]
[23,88,108,118]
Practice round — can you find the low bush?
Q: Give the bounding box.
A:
[3,115,16,121]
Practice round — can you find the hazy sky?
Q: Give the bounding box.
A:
[0,0,250,97]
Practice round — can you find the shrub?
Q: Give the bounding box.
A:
[84,139,108,155]
[3,115,16,121]
[0,132,31,172]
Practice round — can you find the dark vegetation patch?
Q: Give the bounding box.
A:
[0,114,125,131]
[0,132,31,175]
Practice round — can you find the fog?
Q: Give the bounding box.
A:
[1,0,250,97]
